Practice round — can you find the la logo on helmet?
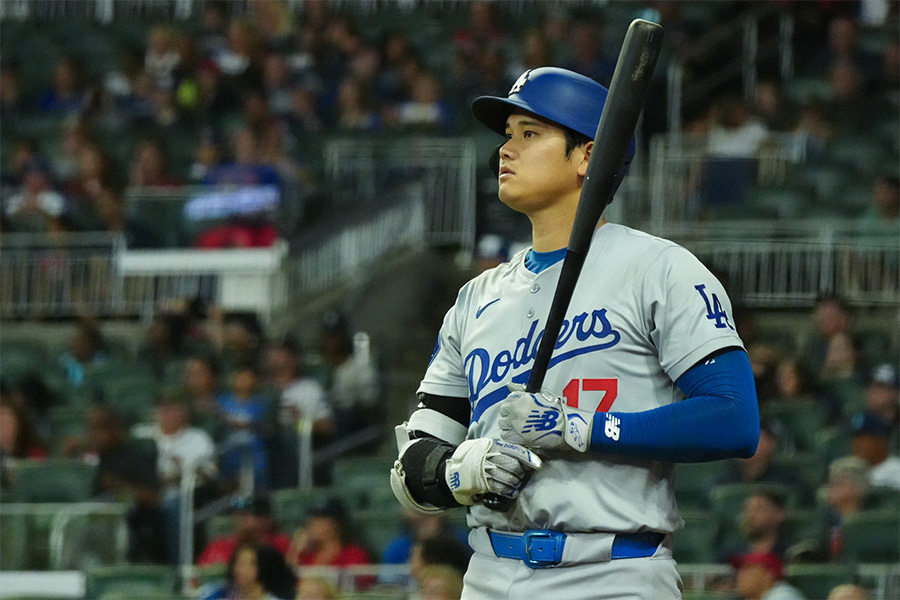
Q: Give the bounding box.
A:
[509,70,531,95]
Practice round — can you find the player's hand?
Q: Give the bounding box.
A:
[499,383,593,452]
[444,438,542,506]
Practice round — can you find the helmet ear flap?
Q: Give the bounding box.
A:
[489,142,503,178]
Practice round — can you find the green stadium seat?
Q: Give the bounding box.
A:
[840,510,900,564]
[47,406,89,454]
[333,456,397,511]
[673,510,718,564]
[769,453,824,503]
[271,486,337,531]
[675,462,727,510]
[814,428,852,466]
[780,509,823,550]
[204,514,238,541]
[51,505,130,570]
[710,483,799,519]
[12,459,97,503]
[354,506,405,561]
[0,510,31,570]
[83,564,179,600]
[761,401,827,454]
[785,563,855,600]
[864,486,900,511]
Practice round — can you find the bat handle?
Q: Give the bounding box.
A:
[481,493,515,512]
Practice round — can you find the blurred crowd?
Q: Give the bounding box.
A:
[1,0,895,244]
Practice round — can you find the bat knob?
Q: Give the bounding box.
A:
[482,493,515,512]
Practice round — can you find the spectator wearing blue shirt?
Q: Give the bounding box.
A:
[217,362,270,490]
[203,127,281,187]
[38,56,87,115]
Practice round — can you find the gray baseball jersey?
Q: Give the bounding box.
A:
[417,223,744,534]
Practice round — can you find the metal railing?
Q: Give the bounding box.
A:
[323,137,477,251]
[667,5,794,135]
[648,132,807,228]
[286,191,427,297]
[680,237,900,308]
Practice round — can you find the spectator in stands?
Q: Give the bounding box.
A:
[58,317,110,388]
[793,99,834,159]
[825,58,875,135]
[139,311,188,380]
[287,498,370,571]
[2,138,41,192]
[769,355,840,424]
[198,495,292,565]
[335,75,382,131]
[562,18,616,87]
[38,55,87,115]
[295,576,338,600]
[506,29,552,82]
[197,0,230,63]
[730,552,805,600]
[221,542,297,600]
[864,363,899,427]
[409,534,470,586]
[204,127,281,187]
[714,420,809,502]
[6,374,59,433]
[213,311,265,371]
[259,120,308,187]
[93,186,159,249]
[381,511,470,568]
[218,361,270,490]
[188,128,223,183]
[873,34,899,109]
[153,392,218,564]
[717,490,790,564]
[376,30,417,106]
[183,353,226,435]
[248,0,295,54]
[857,175,900,241]
[3,158,67,233]
[265,336,334,488]
[79,405,167,563]
[451,1,503,67]
[823,456,870,561]
[752,79,798,132]
[287,83,324,133]
[848,411,900,490]
[0,400,48,487]
[128,138,181,188]
[801,296,859,382]
[415,565,465,600]
[317,312,379,442]
[827,584,870,600]
[63,140,114,211]
[262,52,296,117]
[216,19,264,92]
[145,24,183,91]
[0,59,23,117]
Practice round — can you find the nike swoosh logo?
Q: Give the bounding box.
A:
[476,298,501,319]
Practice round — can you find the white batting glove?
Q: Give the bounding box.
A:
[444,438,543,506]
[499,383,593,452]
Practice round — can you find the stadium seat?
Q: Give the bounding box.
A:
[814,428,852,466]
[769,454,824,504]
[710,483,799,519]
[354,506,405,561]
[785,563,855,600]
[271,486,337,531]
[332,456,398,511]
[780,509,823,550]
[864,486,900,511]
[204,514,238,541]
[83,564,179,600]
[47,406,90,454]
[51,505,130,570]
[840,510,900,564]
[0,511,30,570]
[673,510,718,564]
[761,401,827,454]
[12,459,97,503]
[675,462,725,510]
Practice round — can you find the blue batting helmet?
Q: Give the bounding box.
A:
[471,67,635,186]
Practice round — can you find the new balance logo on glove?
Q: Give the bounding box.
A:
[448,471,461,490]
[604,415,621,441]
[523,410,560,432]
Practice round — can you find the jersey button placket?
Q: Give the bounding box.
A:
[525,308,535,318]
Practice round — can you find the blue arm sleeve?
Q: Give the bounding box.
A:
[589,349,759,462]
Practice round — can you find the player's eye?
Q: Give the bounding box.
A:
[523,130,536,138]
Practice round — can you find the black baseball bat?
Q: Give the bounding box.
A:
[483,19,664,512]
[526,18,664,393]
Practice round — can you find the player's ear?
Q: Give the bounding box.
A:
[576,141,593,177]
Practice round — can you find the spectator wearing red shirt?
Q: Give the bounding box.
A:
[0,399,48,488]
[197,495,291,565]
[288,499,370,570]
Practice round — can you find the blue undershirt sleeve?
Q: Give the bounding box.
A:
[589,349,759,462]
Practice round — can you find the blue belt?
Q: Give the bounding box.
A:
[487,529,665,569]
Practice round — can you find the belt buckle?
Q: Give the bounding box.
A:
[522,529,565,569]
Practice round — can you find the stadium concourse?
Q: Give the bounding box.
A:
[0,1,898,599]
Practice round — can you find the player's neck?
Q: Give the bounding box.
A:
[530,210,607,252]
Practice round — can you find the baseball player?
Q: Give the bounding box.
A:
[390,67,760,599]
